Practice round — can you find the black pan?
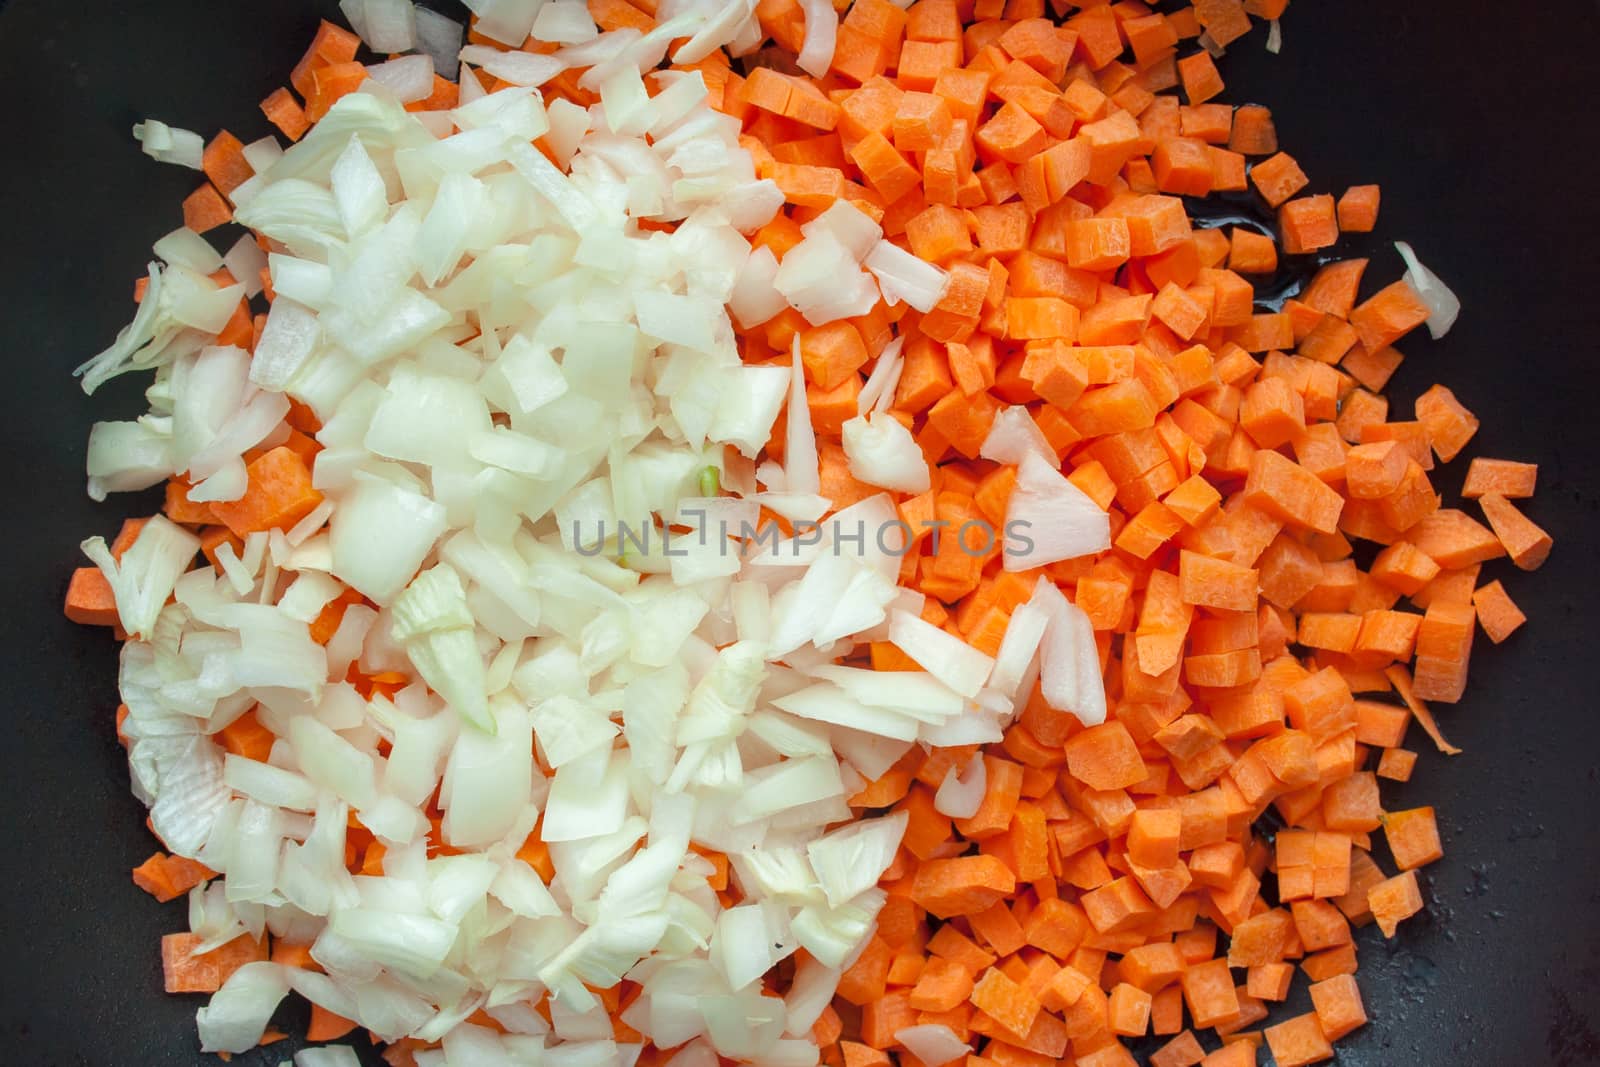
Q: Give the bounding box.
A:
[2,1,1598,1063]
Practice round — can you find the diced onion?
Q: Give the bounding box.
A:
[76,15,1034,1061]
[932,752,986,818]
[1395,241,1461,338]
[1003,451,1111,570]
[795,0,838,77]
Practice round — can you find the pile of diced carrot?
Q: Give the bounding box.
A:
[63,2,1557,1066]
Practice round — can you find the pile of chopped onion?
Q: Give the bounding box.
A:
[77,5,1120,1062]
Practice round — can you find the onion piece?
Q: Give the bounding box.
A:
[987,599,1049,699]
[864,239,948,312]
[414,5,465,78]
[805,812,908,907]
[1395,241,1461,338]
[933,752,986,818]
[153,227,224,274]
[855,336,904,415]
[894,1024,969,1067]
[1032,580,1108,726]
[352,0,417,52]
[886,610,995,699]
[249,297,320,391]
[458,44,566,87]
[979,405,1054,466]
[79,515,200,639]
[295,1047,364,1067]
[133,119,205,169]
[1003,450,1111,570]
[785,334,821,494]
[794,0,838,76]
[196,963,291,1053]
[366,54,435,104]
[841,412,929,494]
[533,0,599,43]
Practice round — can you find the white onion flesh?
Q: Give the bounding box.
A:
[72,9,1080,1064]
[1395,240,1461,338]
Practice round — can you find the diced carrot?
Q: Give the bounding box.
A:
[1179,957,1240,1029]
[65,19,1561,1066]
[201,131,254,197]
[1280,194,1340,255]
[308,1005,359,1042]
[1459,458,1535,500]
[63,566,120,626]
[1350,280,1431,350]
[1250,151,1308,207]
[259,87,310,141]
[1336,185,1381,232]
[970,967,1041,1036]
[132,853,215,903]
[208,446,323,536]
[1412,383,1479,463]
[181,183,233,234]
[1377,747,1418,782]
[1227,227,1277,274]
[1264,1012,1334,1066]
[1470,580,1525,643]
[1478,493,1552,571]
[1368,870,1425,936]
[1151,1031,1206,1067]
[304,60,367,123]
[1228,104,1278,155]
[162,933,267,994]
[1383,806,1443,870]
[913,855,1017,917]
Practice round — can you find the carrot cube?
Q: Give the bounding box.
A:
[1228,228,1278,274]
[1065,217,1132,271]
[1250,151,1308,207]
[1280,194,1340,255]
[913,855,1017,917]
[1471,580,1526,643]
[970,967,1041,1037]
[208,446,323,536]
[1383,806,1443,870]
[1179,957,1240,1029]
[1264,1012,1334,1066]
[260,87,310,141]
[1368,869,1424,936]
[1345,440,1409,499]
[1414,383,1479,463]
[1336,184,1381,232]
[1005,297,1078,341]
[201,130,254,197]
[1244,449,1345,534]
[1151,1031,1205,1067]
[63,567,119,627]
[905,203,974,263]
[1108,982,1153,1037]
[1177,51,1224,104]
[1247,961,1295,1002]
[1309,973,1367,1040]
[1350,280,1431,351]
[898,38,963,90]
[1478,493,1551,571]
[180,183,233,234]
[1461,458,1537,499]
[975,101,1048,164]
[1376,747,1418,781]
[1151,137,1214,197]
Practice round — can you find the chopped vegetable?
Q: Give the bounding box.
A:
[66,1,1550,1064]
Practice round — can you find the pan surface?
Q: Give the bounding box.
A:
[1,1,1597,1063]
